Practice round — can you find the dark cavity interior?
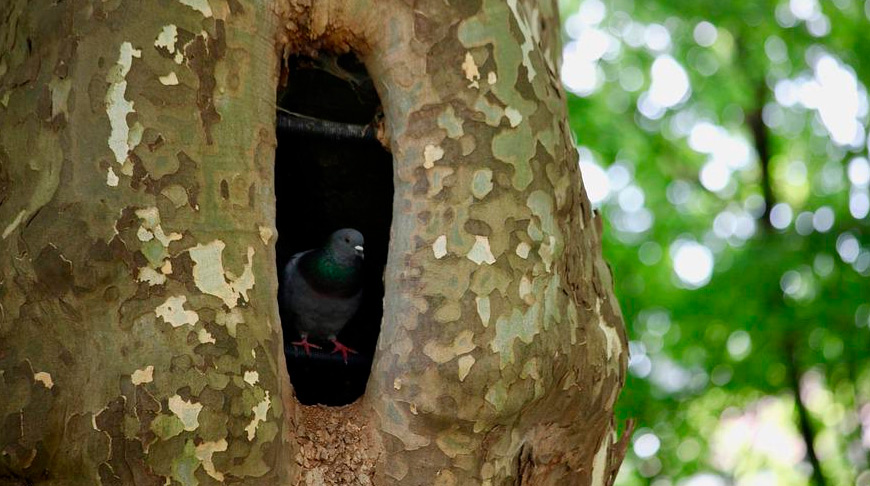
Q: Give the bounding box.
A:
[275,53,392,406]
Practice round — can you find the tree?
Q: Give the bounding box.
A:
[556,0,870,483]
[0,0,628,484]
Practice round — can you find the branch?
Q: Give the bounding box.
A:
[747,81,775,229]
[276,110,387,148]
[785,338,828,486]
[734,32,775,229]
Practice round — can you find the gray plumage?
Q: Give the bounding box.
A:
[282,228,364,358]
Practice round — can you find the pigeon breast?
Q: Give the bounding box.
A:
[282,249,363,340]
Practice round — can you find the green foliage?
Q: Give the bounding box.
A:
[559,0,870,483]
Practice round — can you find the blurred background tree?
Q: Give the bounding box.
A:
[557,0,870,484]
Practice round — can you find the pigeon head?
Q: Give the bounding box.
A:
[327,228,364,262]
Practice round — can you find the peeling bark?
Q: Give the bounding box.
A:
[0,0,628,484]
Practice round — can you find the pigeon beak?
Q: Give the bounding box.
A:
[354,245,364,259]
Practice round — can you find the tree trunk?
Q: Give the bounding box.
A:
[0,0,629,484]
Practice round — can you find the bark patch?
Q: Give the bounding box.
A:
[184,21,226,145]
[33,245,73,298]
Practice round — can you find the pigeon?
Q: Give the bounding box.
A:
[282,228,364,363]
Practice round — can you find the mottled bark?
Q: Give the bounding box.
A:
[0,0,628,485]
[278,0,629,484]
[0,1,294,484]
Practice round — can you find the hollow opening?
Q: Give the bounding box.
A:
[275,53,392,406]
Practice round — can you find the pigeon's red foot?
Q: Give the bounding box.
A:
[330,339,357,364]
[291,336,322,356]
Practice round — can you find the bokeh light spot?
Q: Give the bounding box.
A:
[672,241,714,288]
